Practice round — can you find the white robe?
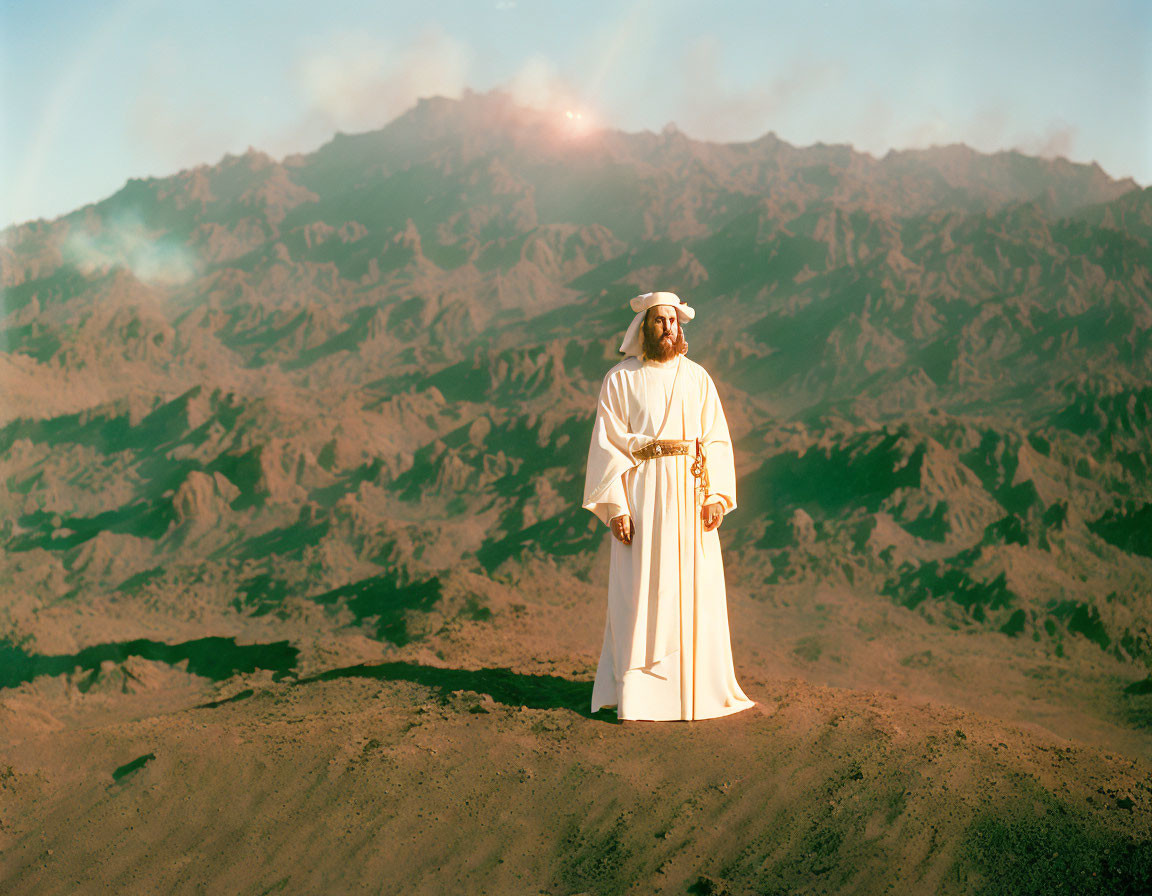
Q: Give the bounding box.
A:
[582,354,755,721]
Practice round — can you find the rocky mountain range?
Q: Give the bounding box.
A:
[1,90,1149,892]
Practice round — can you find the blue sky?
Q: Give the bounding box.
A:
[2,0,1148,228]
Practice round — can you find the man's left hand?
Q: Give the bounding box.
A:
[702,501,724,532]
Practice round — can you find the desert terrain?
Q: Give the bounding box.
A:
[1,92,1150,893]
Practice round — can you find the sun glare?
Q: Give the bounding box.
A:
[561,108,595,137]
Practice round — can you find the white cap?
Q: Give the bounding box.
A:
[618,291,695,356]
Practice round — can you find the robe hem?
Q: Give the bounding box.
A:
[590,698,756,722]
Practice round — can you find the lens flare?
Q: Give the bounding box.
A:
[562,108,595,137]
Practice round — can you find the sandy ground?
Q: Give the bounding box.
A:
[2,567,1150,895]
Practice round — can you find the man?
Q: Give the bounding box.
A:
[583,291,755,721]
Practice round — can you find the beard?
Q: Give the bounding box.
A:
[642,322,687,361]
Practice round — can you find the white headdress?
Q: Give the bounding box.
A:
[618,291,696,356]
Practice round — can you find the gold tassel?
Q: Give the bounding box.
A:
[691,438,710,506]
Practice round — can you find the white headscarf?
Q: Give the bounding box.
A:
[618,291,696,357]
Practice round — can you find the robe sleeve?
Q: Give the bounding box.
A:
[700,370,737,513]
[583,370,636,525]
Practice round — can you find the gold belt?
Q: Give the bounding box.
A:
[635,439,713,518]
[634,439,693,461]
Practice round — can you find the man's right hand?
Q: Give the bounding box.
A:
[610,514,634,545]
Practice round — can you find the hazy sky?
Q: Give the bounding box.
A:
[2,0,1148,228]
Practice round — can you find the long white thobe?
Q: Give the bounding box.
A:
[582,354,755,721]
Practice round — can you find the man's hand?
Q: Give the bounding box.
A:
[611,514,634,545]
[702,501,725,532]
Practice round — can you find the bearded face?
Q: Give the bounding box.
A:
[642,305,688,361]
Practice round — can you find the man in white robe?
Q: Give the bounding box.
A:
[583,291,755,721]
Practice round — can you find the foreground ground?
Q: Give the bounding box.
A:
[2,571,1150,895]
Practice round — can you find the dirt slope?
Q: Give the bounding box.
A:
[2,659,1149,896]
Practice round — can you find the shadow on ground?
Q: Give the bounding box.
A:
[0,636,299,689]
[298,660,602,717]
